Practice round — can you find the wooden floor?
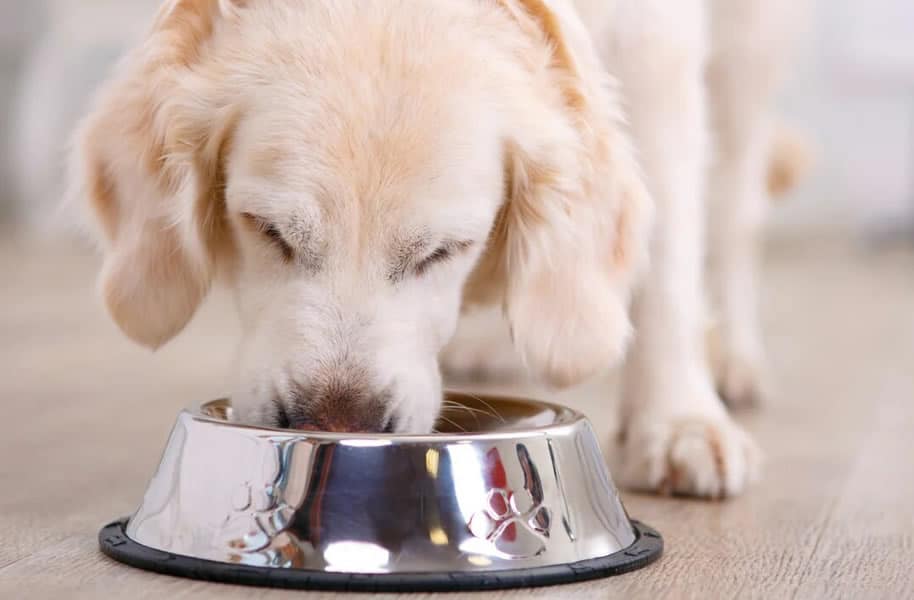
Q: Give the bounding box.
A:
[2,234,913,599]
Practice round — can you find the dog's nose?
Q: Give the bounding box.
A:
[287,382,393,433]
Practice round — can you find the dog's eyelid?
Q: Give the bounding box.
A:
[414,239,474,276]
[241,212,294,261]
[435,238,475,255]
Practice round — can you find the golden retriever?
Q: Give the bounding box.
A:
[70,0,810,498]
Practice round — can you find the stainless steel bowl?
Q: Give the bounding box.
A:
[100,393,661,591]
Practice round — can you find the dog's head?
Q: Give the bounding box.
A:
[72,0,650,432]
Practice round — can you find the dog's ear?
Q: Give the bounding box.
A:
[466,0,653,388]
[70,0,244,348]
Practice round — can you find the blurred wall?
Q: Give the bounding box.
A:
[1,0,912,236]
[772,0,914,236]
[1,0,159,231]
[0,0,45,221]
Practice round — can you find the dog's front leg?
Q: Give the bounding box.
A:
[603,1,761,498]
[705,0,811,409]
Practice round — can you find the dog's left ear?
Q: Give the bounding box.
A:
[466,0,653,388]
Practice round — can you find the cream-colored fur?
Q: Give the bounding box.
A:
[67,0,810,497]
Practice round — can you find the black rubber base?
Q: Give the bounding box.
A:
[99,518,662,592]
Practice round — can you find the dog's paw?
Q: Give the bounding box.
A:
[616,414,762,499]
[707,326,769,410]
[713,351,769,410]
[440,336,525,383]
[440,308,526,384]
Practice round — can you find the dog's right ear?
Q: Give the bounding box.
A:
[465,0,653,388]
[70,0,245,349]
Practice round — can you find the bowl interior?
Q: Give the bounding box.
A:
[199,392,577,434]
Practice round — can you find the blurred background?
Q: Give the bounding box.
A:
[2,0,913,239]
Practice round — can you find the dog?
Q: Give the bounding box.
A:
[65,0,811,499]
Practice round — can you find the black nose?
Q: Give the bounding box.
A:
[285,382,393,433]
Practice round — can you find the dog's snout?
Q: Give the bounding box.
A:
[285,380,393,433]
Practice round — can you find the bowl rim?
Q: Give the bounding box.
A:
[187,392,587,444]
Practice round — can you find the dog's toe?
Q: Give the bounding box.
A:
[440,342,525,383]
[440,307,526,384]
[707,326,770,410]
[713,351,770,410]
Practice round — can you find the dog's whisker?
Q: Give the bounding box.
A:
[441,399,494,415]
[440,403,484,428]
[462,393,506,423]
[442,404,497,417]
[441,403,500,426]
[436,414,467,433]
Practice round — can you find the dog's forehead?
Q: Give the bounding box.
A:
[230,96,503,239]
[221,9,508,233]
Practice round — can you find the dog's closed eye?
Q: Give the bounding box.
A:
[415,241,472,276]
[241,212,294,261]
[391,239,474,281]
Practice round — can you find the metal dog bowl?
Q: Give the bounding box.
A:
[100,393,662,591]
